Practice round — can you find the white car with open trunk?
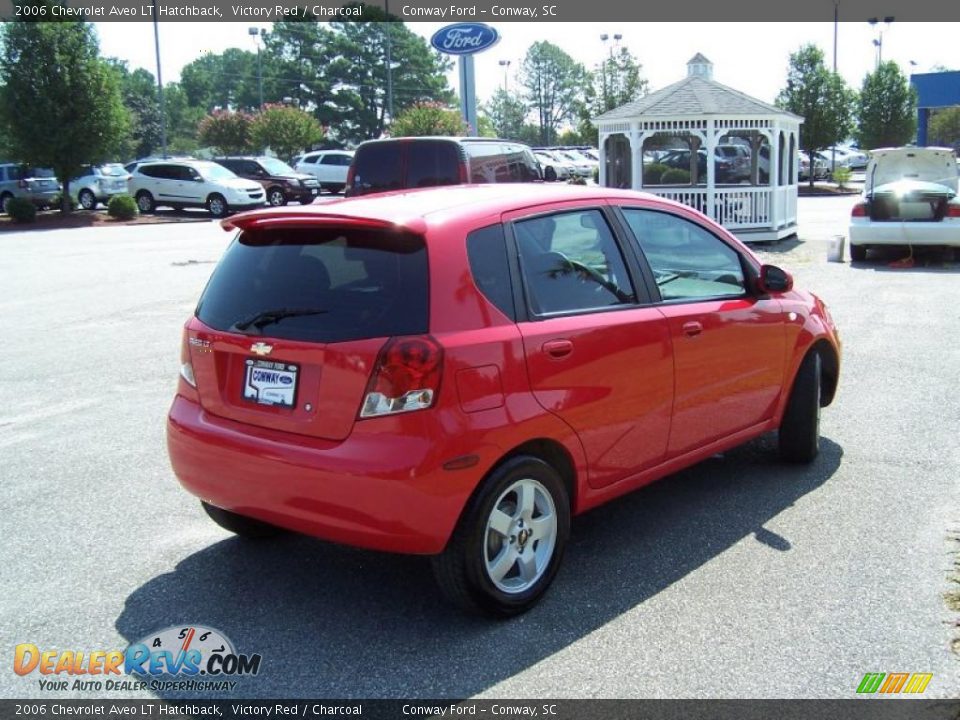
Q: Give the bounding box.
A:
[848,146,959,261]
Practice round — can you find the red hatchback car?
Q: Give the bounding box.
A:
[167,184,840,616]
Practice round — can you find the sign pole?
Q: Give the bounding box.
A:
[431,24,500,137]
[458,55,477,134]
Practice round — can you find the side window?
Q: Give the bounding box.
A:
[465,143,505,183]
[406,141,459,188]
[466,224,515,321]
[622,208,746,301]
[302,155,318,164]
[514,209,635,316]
[338,155,353,166]
[319,154,338,165]
[139,165,163,179]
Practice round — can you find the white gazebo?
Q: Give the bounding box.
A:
[596,54,803,241]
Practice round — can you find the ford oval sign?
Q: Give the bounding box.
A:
[430,23,500,56]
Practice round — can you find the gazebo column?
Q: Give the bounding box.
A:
[598,132,609,187]
[750,133,762,185]
[629,127,647,190]
[770,126,781,228]
[705,118,717,221]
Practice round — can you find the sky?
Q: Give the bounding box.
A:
[94,21,959,107]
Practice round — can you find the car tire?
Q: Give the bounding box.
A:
[206,193,228,218]
[78,189,97,211]
[135,191,155,214]
[201,501,281,539]
[431,456,570,617]
[544,166,557,182]
[849,243,867,262]
[267,187,287,206]
[779,351,821,464]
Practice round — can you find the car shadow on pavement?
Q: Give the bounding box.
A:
[116,434,842,699]
[746,236,804,255]
[849,246,960,273]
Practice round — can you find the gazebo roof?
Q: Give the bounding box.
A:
[595,74,803,122]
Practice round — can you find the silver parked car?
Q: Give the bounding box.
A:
[70,164,131,210]
[0,163,60,213]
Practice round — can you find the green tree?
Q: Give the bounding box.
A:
[0,11,129,211]
[180,47,281,112]
[483,88,528,141]
[519,41,589,146]
[776,44,856,186]
[592,46,647,115]
[928,107,960,149]
[576,46,647,147]
[855,61,917,149]
[162,82,206,155]
[321,12,455,143]
[390,102,466,137]
[249,104,325,161]
[107,60,161,159]
[198,110,254,154]
[266,20,338,112]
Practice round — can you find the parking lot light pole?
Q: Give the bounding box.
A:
[248,27,264,109]
[498,60,511,93]
[384,0,394,123]
[868,16,894,68]
[152,1,166,158]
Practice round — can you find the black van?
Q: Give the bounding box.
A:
[344,137,542,198]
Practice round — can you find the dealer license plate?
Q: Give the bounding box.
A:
[243,359,299,407]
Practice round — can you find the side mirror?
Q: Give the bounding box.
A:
[757,264,793,293]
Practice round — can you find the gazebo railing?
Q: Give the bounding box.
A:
[641,185,779,230]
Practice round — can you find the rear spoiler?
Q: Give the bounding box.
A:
[221,210,427,235]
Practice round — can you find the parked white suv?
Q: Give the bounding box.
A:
[294,150,354,194]
[128,159,265,217]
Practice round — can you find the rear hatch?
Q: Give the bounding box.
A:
[187,223,429,440]
[865,147,959,221]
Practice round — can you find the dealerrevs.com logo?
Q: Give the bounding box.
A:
[13,625,262,693]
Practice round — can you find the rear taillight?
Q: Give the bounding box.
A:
[459,161,469,184]
[851,202,868,217]
[360,336,443,418]
[947,204,960,218]
[178,328,200,401]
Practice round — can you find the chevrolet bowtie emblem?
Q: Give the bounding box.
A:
[250,342,273,356]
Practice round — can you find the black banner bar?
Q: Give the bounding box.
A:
[3,700,960,720]
[0,0,958,22]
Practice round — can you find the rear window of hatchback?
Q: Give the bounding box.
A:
[196,226,429,344]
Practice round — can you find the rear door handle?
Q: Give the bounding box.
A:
[682,321,703,337]
[542,339,574,359]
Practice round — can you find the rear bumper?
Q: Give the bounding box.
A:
[24,190,60,205]
[850,220,960,247]
[167,395,478,554]
[228,199,266,211]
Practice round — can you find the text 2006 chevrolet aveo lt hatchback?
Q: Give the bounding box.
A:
[167,184,841,616]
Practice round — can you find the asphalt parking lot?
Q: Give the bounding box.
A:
[2,195,958,700]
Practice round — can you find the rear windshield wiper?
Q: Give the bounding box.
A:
[233,308,328,331]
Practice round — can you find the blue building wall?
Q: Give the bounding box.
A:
[910,71,960,146]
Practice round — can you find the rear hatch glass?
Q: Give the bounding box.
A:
[190,226,428,439]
